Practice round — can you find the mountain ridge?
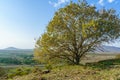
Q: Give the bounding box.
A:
[2,47,33,51]
[4,47,19,50]
[95,45,120,53]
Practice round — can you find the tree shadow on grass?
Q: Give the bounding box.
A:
[85,59,120,69]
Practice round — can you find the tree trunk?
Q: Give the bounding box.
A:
[75,55,80,65]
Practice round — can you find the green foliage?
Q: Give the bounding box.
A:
[7,67,32,78]
[45,64,52,71]
[0,57,22,65]
[0,50,38,65]
[35,0,120,65]
[7,66,43,79]
[6,66,44,80]
[21,54,38,65]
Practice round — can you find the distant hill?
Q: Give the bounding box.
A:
[4,47,19,50]
[96,45,120,53]
[0,47,33,54]
[1,46,120,53]
[3,47,33,51]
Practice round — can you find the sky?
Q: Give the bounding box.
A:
[0,0,120,49]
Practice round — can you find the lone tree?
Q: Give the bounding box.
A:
[34,1,120,65]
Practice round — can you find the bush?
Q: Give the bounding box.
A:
[0,67,6,77]
[7,67,32,78]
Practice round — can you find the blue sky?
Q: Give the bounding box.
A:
[0,0,120,49]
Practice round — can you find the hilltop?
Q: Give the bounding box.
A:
[4,47,19,50]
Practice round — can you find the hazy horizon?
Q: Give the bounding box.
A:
[0,0,120,49]
[0,46,33,49]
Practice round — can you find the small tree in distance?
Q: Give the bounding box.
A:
[34,1,120,65]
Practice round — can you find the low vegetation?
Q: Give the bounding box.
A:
[41,65,120,80]
[9,59,120,80]
[0,66,43,80]
[0,54,119,80]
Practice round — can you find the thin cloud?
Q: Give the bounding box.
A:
[98,0,104,6]
[98,0,115,6]
[108,0,115,3]
[49,0,69,7]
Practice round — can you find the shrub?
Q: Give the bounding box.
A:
[0,67,6,77]
[7,67,32,78]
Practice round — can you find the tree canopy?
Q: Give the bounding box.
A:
[34,1,120,65]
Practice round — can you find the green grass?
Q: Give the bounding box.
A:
[10,65,120,80]
[9,58,120,80]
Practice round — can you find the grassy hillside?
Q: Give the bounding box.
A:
[6,54,120,80]
[11,60,120,80]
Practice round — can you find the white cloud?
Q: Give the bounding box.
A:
[98,0,104,6]
[108,0,115,3]
[90,3,95,6]
[98,0,115,6]
[49,0,69,7]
